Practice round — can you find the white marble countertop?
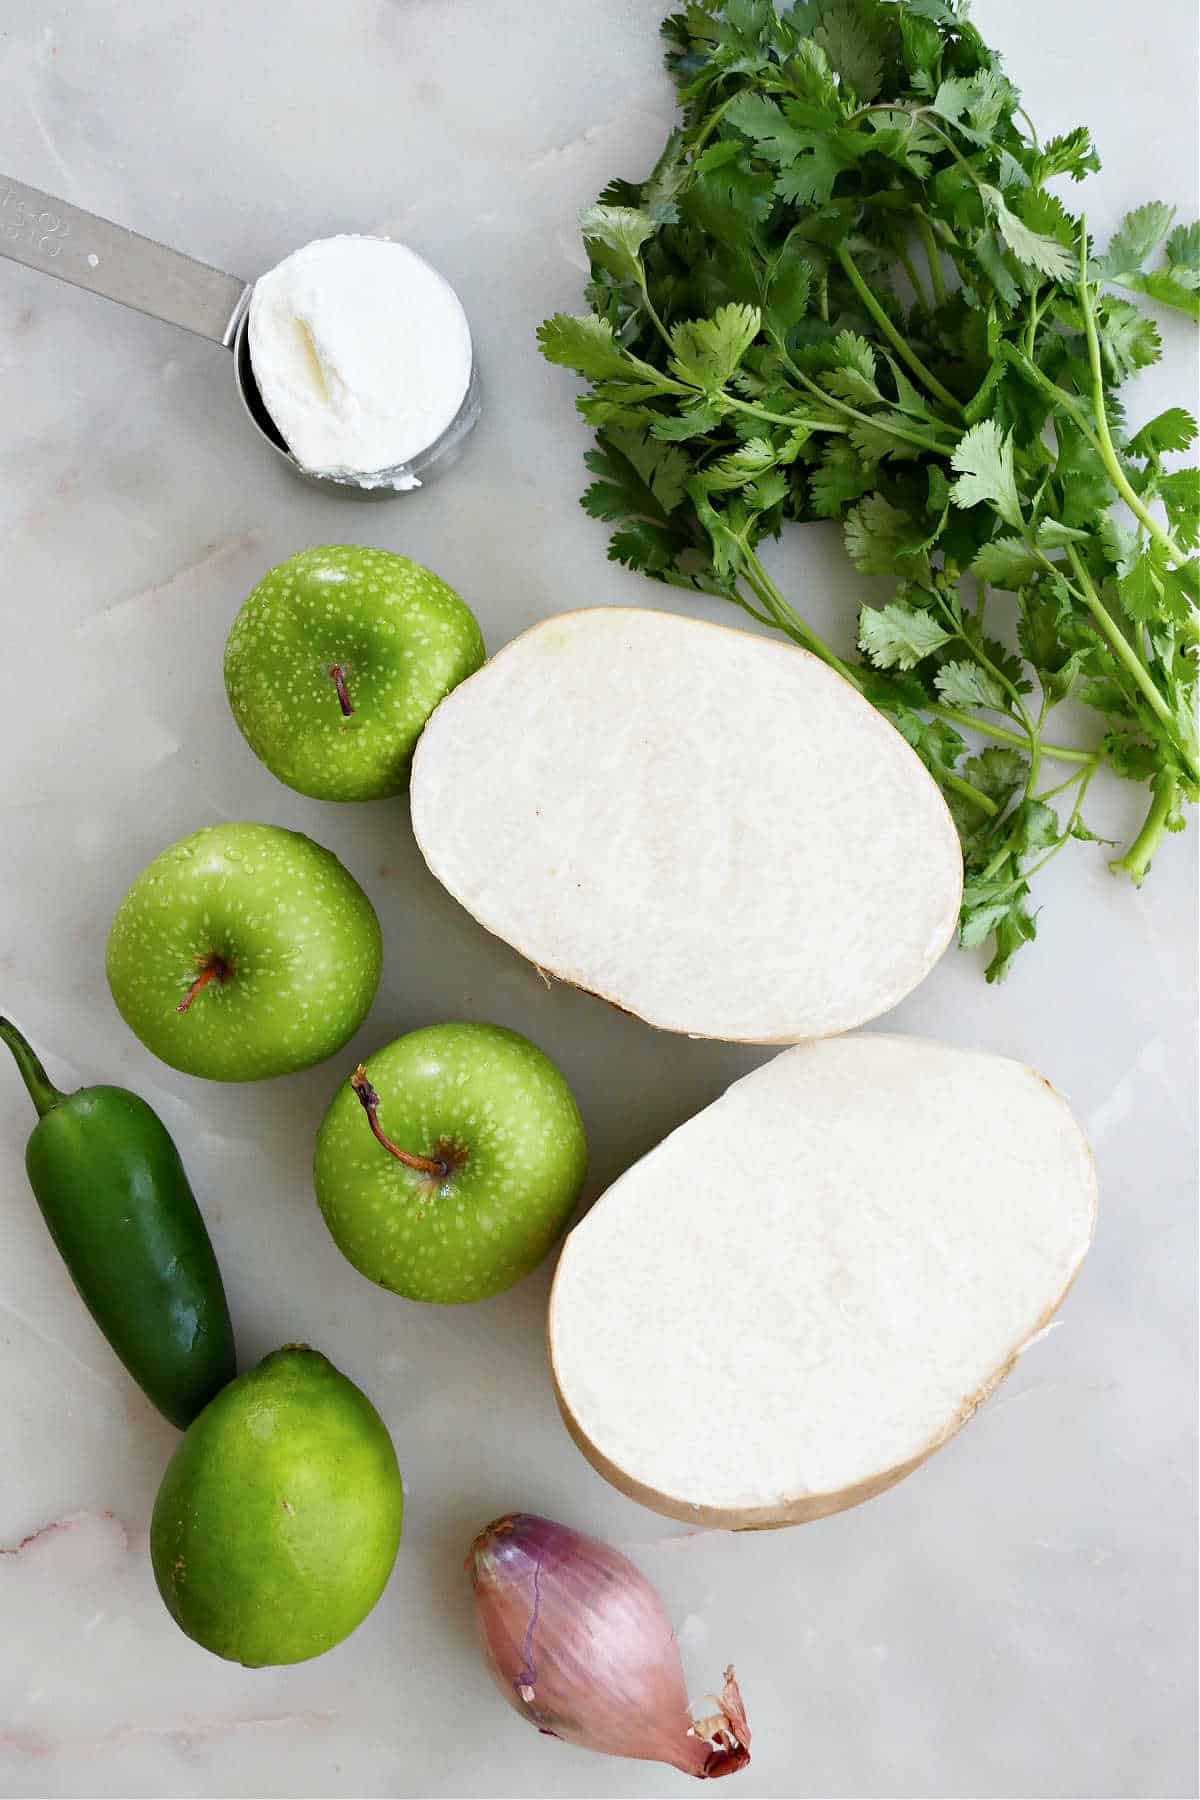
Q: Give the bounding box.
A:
[1,2,1196,1796]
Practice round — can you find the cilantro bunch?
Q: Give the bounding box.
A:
[538,0,1199,979]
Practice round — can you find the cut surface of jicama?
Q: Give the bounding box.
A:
[548,1035,1096,1528]
[410,608,961,1042]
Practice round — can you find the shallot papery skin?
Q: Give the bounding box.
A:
[467,1512,750,1778]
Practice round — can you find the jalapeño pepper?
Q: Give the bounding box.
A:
[1,1017,236,1428]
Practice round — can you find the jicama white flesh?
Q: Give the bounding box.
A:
[410,608,962,1043]
[548,1034,1096,1529]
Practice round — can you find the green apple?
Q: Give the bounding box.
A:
[223,545,485,802]
[106,822,382,1082]
[313,1023,587,1303]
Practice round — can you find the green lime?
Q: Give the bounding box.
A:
[150,1345,402,1666]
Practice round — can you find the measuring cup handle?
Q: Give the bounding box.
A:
[0,174,251,345]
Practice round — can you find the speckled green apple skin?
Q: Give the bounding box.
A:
[106,823,382,1082]
[314,1023,588,1304]
[151,1346,403,1667]
[223,546,485,802]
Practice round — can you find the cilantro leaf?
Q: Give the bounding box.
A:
[813,0,885,101]
[679,151,776,247]
[971,537,1041,588]
[950,421,1024,529]
[699,435,780,489]
[845,492,931,574]
[538,313,650,382]
[980,186,1077,283]
[1165,221,1200,286]
[607,519,685,574]
[1036,518,1091,548]
[670,304,763,389]
[866,109,944,179]
[1129,269,1200,320]
[808,441,875,516]
[858,601,953,670]
[1095,297,1162,380]
[1096,207,1200,319]
[935,660,1009,711]
[773,140,845,206]
[974,230,1021,310]
[580,205,659,282]
[1094,203,1176,282]
[825,329,882,402]
[931,73,1020,148]
[1034,127,1101,184]
[1128,408,1198,458]
[1159,468,1200,549]
[782,36,840,107]
[1012,799,1061,852]
[959,895,1019,951]
[725,93,814,165]
[898,9,941,81]
[984,894,1039,983]
[587,427,691,516]
[1117,552,1162,625]
[542,0,1198,982]
[763,238,814,328]
[964,748,1028,805]
[649,401,727,440]
[1053,420,1112,528]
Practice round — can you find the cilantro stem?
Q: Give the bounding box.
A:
[1063,542,1195,774]
[726,584,780,631]
[1005,342,1188,562]
[741,557,1000,816]
[687,90,742,157]
[1001,344,1095,440]
[899,242,932,313]
[1110,770,1178,886]
[1076,225,1188,567]
[944,770,1000,816]
[929,706,1095,765]
[1025,690,1047,799]
[933,588,1038,737]
[1016,105,1041,150]
[980,843,1015,884]
[1022,766,1097,880]
[1023,290,1042,360]
[1037,761,1101,803]
[976,762,1096,892]
[914,214,947,309]
[835,243,962,414]
[781,355,958,456]
[638,281,676,355]
[739,548,862,687]
[725,394,848,433]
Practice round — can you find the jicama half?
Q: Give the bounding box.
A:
[548,1034,1096,1528]
[410,608,961,1043]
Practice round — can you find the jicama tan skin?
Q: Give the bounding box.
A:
[548,1035,1097,1529]
[410,608,962,1044]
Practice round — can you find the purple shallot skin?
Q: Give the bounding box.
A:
[467,1512,750,1778]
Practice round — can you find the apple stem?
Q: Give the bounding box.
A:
[329,664,354,717]
[350,1066,450,1177]
[177,955,229,1015]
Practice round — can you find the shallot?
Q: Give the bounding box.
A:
[467,1512,750,1778]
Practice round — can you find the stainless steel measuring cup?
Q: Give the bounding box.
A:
[0,174,479,494]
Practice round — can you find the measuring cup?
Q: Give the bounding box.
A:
[0,173,480,494]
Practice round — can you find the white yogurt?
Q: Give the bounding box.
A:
[248,235,473,487]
